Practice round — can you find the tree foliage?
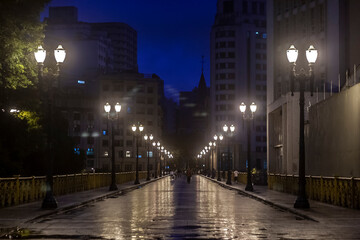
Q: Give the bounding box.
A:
[0,0,86,177]
[0,0,50,92]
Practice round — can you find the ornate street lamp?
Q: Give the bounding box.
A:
[214,134,224,181]
[152,141,157,178]
[132,123,144,184]
[287,44,317,209]
[144,134,153,181]
[239,102,257,191]
[104,102,121,191]
[223,124,235,185]
[161,146,164,175]
[35,45,66,209]
[157,141,162,177]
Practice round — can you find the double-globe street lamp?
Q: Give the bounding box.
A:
[157,142,162,177]
[143,134,153,181]
[152,141,158,178]
[160,146,165,175]
[104,102,121,191]
[34,45,66,209]
[223,124,235,185]
[132,123,144,185]
[214,134,223,181]
[239,102,257,191]
[287,44,318,209]
[209,141,216,178]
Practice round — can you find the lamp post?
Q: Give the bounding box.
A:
[214,134,223,181]
[132,123,144,185]
[157,142,162,177]
[144,134,153,181]
[161,146,164,175]
[287,44,317,209]
[239,102,257,191]
[223,124,235,185]
[35,45,66,209]
[104,102,121,191]
[152,141,157,178]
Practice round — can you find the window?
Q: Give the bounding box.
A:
[242,1,248,14]
[102,140,109,147]
[87,137,94,144]
[147,87,154,93]
[73,112,81,120]
[228,31,235,37]
[114,84,123,91]
[228,62,235,69]
[119,150,124,158]
[220,84,226,90]
[126,151,131,158]
[228,41,235,48]
[228,73,235,79]
[125,164,132,171]
[102,84,109,91]
[220,63,226,69]
[223,0,234,14]
[88,113,94,121]
[114,140,122,146]
[228,52,235,58]
[252,2,258,14]
[228,84,235,90]
[126,140,133,147]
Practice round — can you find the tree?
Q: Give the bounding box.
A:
[0,0,50,107]
[0,0,86,177]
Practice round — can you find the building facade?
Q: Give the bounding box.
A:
[210,0,267,173]
[98,73,164,172]
[267,0,360,175]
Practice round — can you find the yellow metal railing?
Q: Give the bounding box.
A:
[268,173,360,209]
[0,171,147,208]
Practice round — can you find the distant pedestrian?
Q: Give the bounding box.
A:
[186,168,192,183]
[233,170,239,183]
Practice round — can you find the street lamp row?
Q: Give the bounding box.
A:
[196,101,257,188]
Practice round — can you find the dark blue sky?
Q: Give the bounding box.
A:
[41,0,217,101]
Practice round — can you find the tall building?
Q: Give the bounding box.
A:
[177,68,210,164]
[98,73,164,171]
[267,0,360,175]
[42,6,144,170]
[210,0,267,172]
[45,6,138,84]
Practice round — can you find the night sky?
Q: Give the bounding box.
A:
[41,0,217,101]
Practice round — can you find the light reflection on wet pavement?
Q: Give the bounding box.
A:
[19,175,360,239]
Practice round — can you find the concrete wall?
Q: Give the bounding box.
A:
[308,83,360,177]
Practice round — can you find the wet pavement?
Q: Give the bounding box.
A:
[2,175,360,239]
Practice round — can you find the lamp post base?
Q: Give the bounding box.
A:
[109,183,118,191]
[134,179,140,185]
[245,183,253,192]
[294,196,310,209]
[42,194,58,209]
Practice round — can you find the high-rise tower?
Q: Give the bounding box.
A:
[210,0,267,173]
